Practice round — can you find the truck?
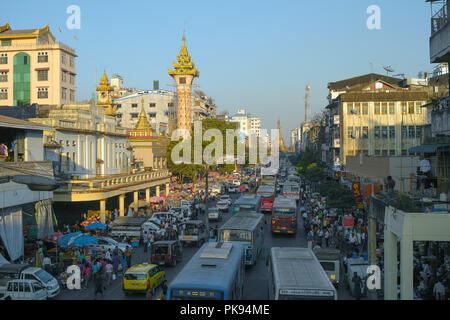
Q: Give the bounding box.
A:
[109,216,148,240]
[346,257,369,297]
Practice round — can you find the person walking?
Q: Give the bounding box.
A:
[105,261,113,287]
[352,272,363,300]
[324,230,330,248]
[112,253,120,276]
[105,249,111,262]
[94,270,105,299]
[82,262,90,290]
[307,230,314,250]
[433,279,446,300]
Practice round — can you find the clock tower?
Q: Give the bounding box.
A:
[96,71,115,116]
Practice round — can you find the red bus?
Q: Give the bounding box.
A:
[257,185,276,213]
[271,196,298,234]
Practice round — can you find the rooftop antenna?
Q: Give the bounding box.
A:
[383,66,395,76]
[393,73,405,79]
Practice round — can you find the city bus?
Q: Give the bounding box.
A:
[267,247,337,300]
[167,242,245,300]
[256,185,276,213]
[287,174,300,185]
[231,194,261,215]
[282,182,300,202]
[261,175,276,187]
[218,212,265,266]
[271,196,298,234]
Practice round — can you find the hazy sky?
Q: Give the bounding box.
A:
[4,0,434,142]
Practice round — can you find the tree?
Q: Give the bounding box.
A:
[318,181,356,209]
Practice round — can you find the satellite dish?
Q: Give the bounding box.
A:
[383,66,395,75]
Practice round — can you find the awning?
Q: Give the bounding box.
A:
[409,144,450,154]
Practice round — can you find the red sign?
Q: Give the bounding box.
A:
[352,182,361,201]
[239,185,246,192]
[343,216,354,227]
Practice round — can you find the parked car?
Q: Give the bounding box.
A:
[88,237,130,256]
[0,264,60,298]
[151,240,183,267]
[208,207,222,221]
[216,201,230,212]
[0,279,47,300]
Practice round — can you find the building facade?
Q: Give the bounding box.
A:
[0,23,76,107]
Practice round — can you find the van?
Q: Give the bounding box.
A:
[313,248,341,288]
[1,279,47,300]
[0,264,60,298]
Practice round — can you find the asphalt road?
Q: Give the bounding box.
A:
[56,191,356,300]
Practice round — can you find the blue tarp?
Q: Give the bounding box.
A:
[69,235,99,247]
[57,232,82,247]
[85,222,106,230]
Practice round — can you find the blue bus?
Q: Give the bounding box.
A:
[218,212,265,266]
[231,194,261,215]
[167,242,245,300]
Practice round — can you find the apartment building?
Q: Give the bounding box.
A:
[0,23,76,107]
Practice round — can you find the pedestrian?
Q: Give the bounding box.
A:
[352,272,363,300]
[94,270,104,299]
[105,260,113,286]
[42,256,52,274]
[113,246,119,257]
[82,262,90,289]
[112,253,120,276]
[121,254,127,273]
[307,230,314,249]
[433,279,446,300]
[105,249,111,261]
[324,230,330,248]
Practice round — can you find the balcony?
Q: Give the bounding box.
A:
[429,1,450,62]
[53,169,171,202]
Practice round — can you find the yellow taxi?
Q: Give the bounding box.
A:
[122,263,166,295]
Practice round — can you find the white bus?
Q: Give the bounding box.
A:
[282,182,300,202]
[267,247,337,300]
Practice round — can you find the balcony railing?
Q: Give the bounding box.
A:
[431,3,449,35]
[58,169,170,192]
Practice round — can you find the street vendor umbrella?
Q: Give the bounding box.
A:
[57,232,82,248]
[85,222,106,230]
[69,235,99,247]
[149,196,164,203]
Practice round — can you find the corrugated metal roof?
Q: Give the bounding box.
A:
[0,114,52,131]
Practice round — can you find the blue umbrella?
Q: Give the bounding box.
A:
[127,207,133,217]
[58,232,82,248]
[85,222,106,230]
[69,235,99,247]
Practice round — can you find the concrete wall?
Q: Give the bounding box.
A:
[24,130,44,161]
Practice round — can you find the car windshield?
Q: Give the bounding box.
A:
[35,269,53,283]
[153,246,169,255]
[220,229,252,242]
[183,224,200,235]
[217,202,227,206]
[124,273,147,281]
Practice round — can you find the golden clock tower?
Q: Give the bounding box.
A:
[96,71,115,116]
[168,35,199,135]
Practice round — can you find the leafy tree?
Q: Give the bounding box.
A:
[318,181,355,209]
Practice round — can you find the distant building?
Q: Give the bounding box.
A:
[0,23,77,107]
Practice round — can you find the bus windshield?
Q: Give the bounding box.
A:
[220,229,252,242]
[234,204,255,213]
[258,192,273,199]
[273,208,296,216]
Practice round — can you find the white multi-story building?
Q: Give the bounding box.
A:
[231,109,250,136]
[250,116,261,137]
[113,90,177,136]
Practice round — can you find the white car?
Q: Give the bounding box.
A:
[89,237,131,255]
[216,201,230,212]
[232,180,241,187]
[1,280,47,300]
[219,195,232,206]
[208,208,222,221]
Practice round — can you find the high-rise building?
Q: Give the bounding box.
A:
[0,23,77,107]
[168,36,199,134]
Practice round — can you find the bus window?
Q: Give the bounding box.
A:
[221,230,252,242]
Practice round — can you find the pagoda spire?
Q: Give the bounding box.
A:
[168,35,199,77]
[278,119,288,153]
[134,99,152,131]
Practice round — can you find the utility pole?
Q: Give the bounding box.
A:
[367,196,378,300]
[204,164,209,235]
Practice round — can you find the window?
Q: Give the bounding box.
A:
[61,52,66,65]
[381,126,388,139]
[381,103,388,115]
[362,150,369,156]
[66,141,70,147]
[389,150,396,156]
[66,152,70,171]
[0,53,7,64]
[69,56,74,67]
[116,113,122,119]
[73,152,76,171]
[61,88,67,100]
[389,126,395,139]
[408,102,414,114]
[69,74,75,85]
[347,127,354,138]
[362,126,368,139]
[168,102,174,107]
[38,52,48,63]
[149,103,156,108]
[382,150,388,156]
[401,102,407,114]
[374,103,381,114]
[179,77,186,84]
[347,103,354,115]
[416,126,422,139]
[409,126,415,139]
[72,140,76,147]
[362,103,368,115]
[0,89,7,100]
[70,89,75,101]
[415,101,422,114]
[37,70,48,81]
[1,40,11,46]
[148,112,157,118]
[38,88,48,99]
[131,103,138,108]
[61,72,67,82]
[375,150,381,156]
[131,113,139,119]
[0,72,7,82]
[389,102,395,114]
[402,149,407,156]
[374,126,380,139]
[402,126,407,139]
